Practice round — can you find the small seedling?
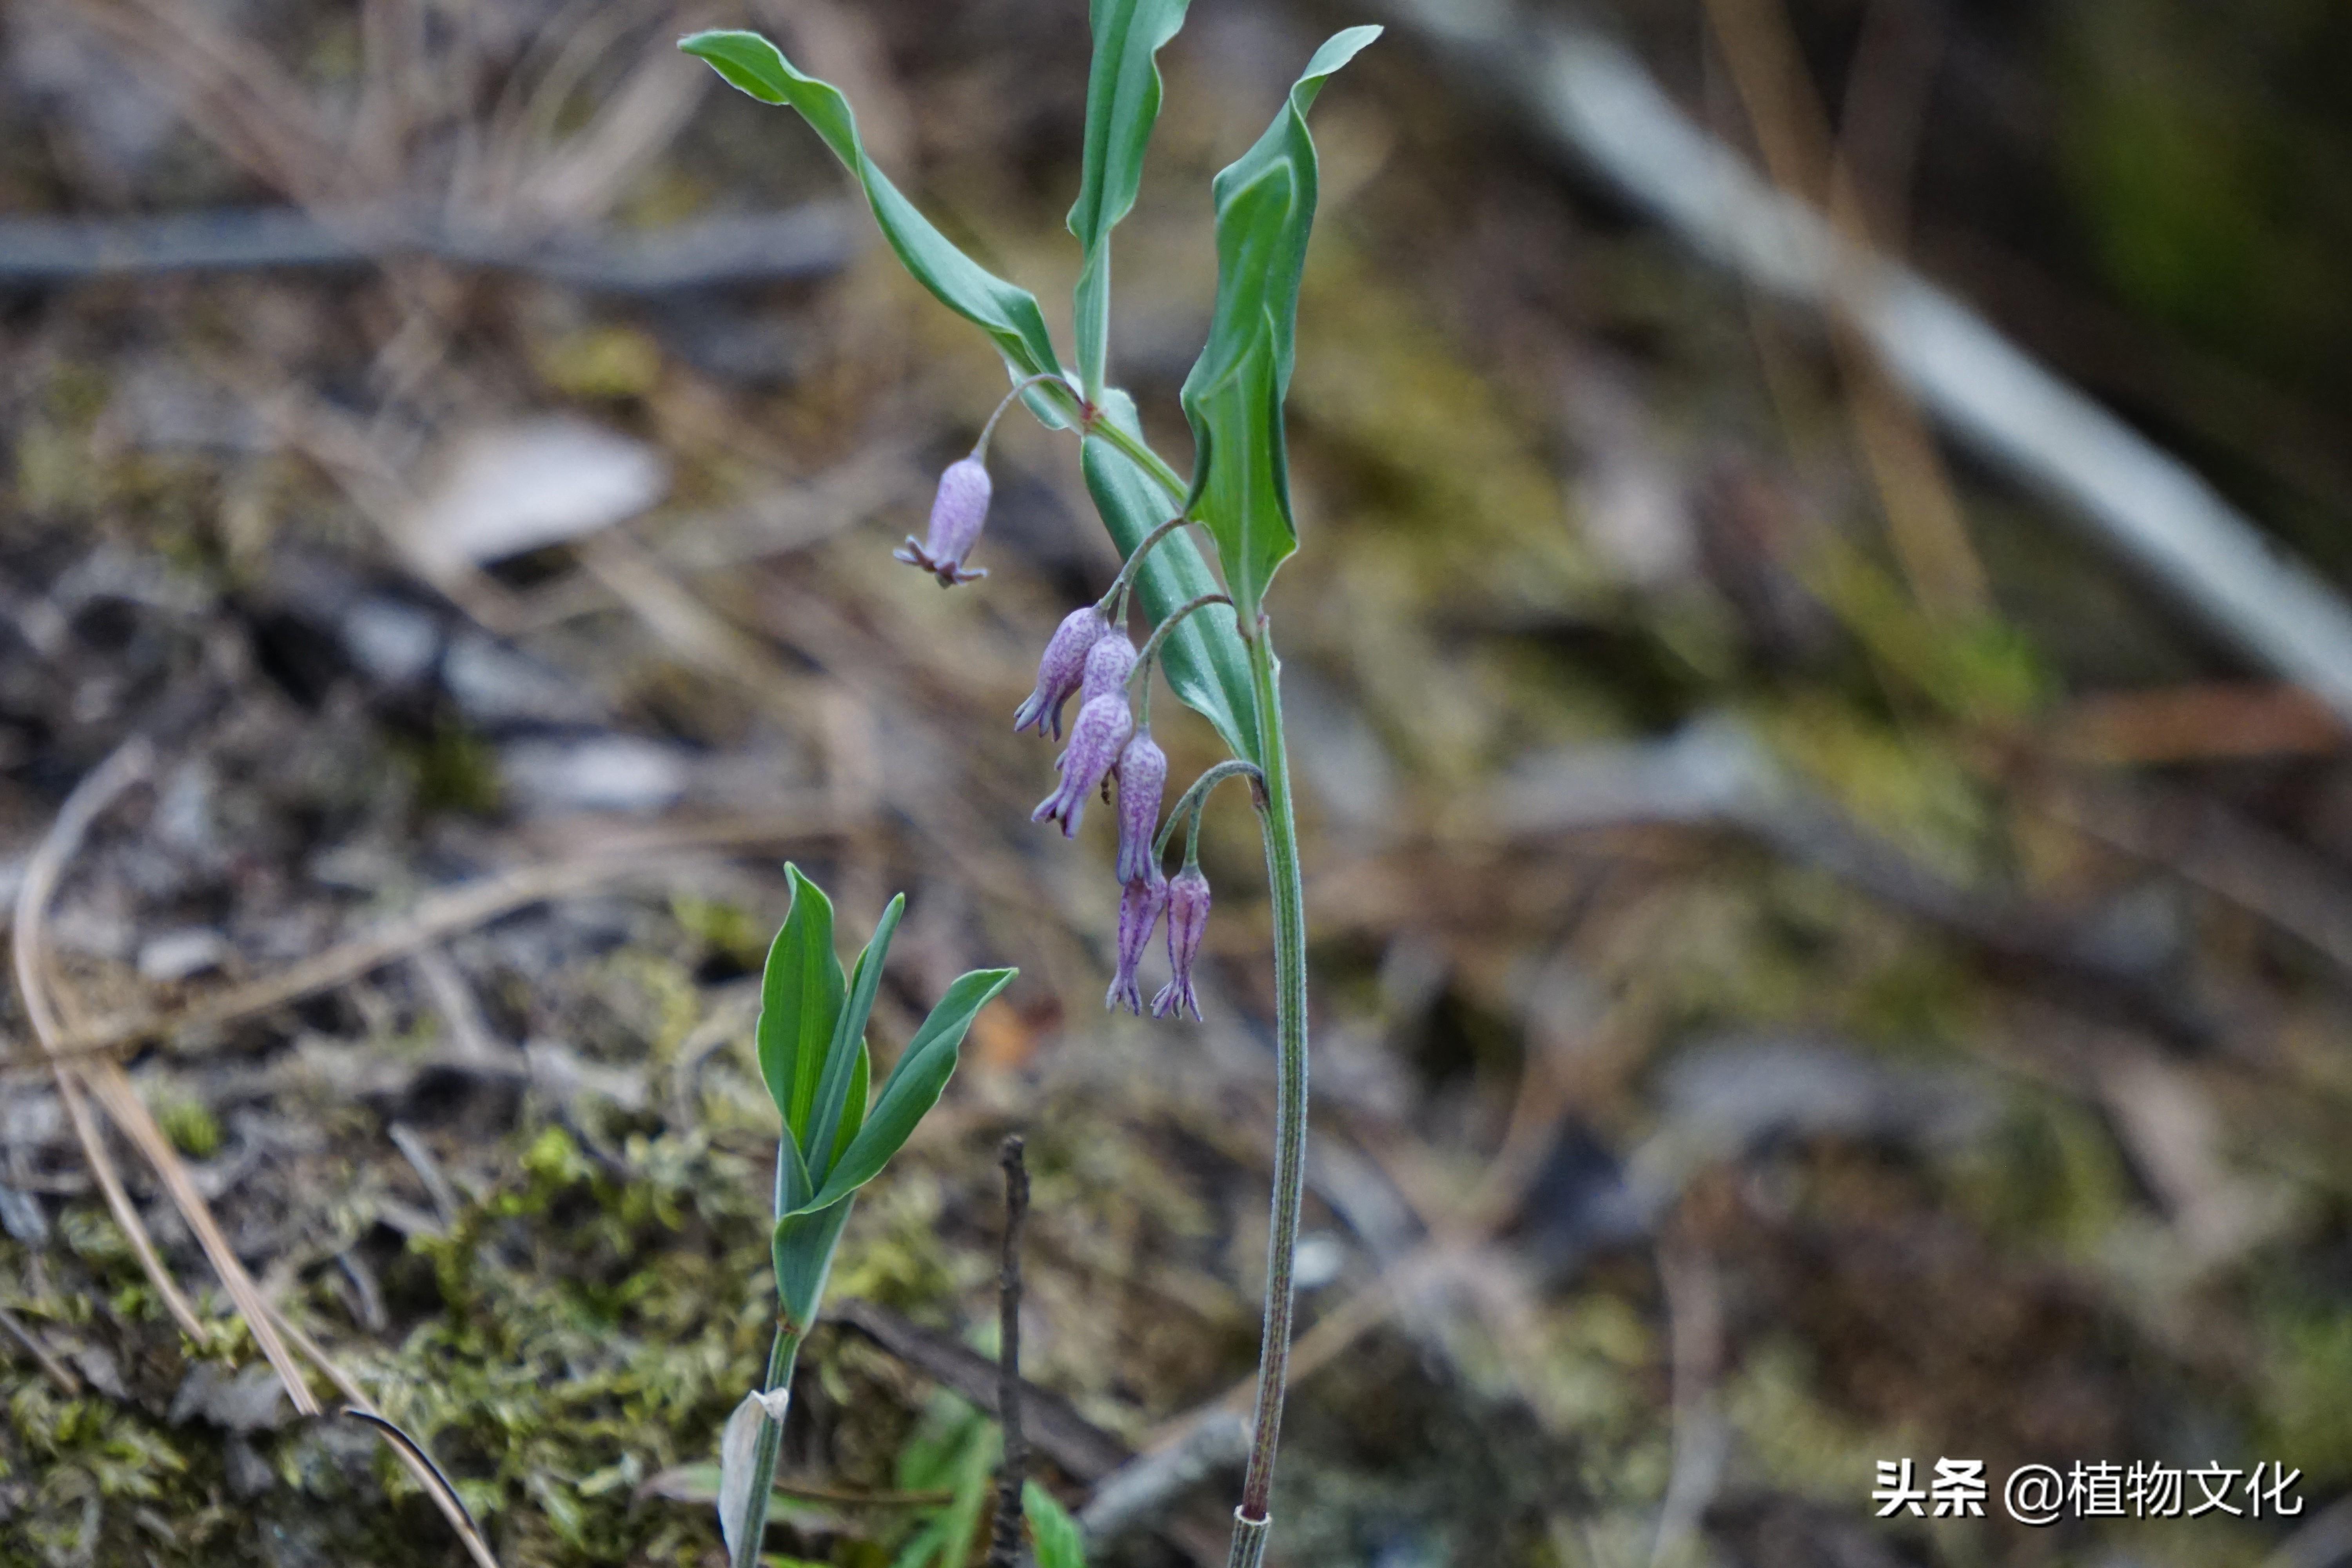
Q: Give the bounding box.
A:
[717,866,1014,1568]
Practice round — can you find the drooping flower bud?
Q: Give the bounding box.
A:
[1014,606,1112,739]
[893,456,993,586]
[1151,864,1210,1020]
[1078,630,1136,706]
[1031,690,1132,838]
[1112,727,1166,887]
[1106,864,1166,1014]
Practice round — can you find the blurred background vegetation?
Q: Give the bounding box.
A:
[4,0,2352,1564]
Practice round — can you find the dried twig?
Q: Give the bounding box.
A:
[0,206,851,292]
[14,804,838,1073]
[829,1299,1131,1483]
[989,1136,1031,1568]
[0,1302,81,1395]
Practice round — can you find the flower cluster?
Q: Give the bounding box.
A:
[898,430,1214,1018]
[1020,612,1201,1015]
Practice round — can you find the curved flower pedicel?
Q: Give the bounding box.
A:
[1152,863,1210,1021]
[894,456,993,586]
[1107,866,1166,1013]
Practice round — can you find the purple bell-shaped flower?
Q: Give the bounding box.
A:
[1112,727,1166,887]
[894,456,993,586]
[1106,865,1167,1014]
[1032,689,1132,838]
[1151,864,1210,1020]
[1014,606,1112,739]
[1079,629,1136,704]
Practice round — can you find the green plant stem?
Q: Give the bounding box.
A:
[731,1322,805,1568]
[1085,411,1191,503]
[1154,759,1267,863]
[1229,628,1308,1567]
[1100,426,1307,1567]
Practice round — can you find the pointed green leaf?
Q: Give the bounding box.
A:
[1024,1480,1087,1568]
[1178,25,1379,622]
[772,1194,855,1329]
[787,967,1017,1216]
[1068,0,1193,396]
[1082,392,1257,762]
[832,1042,869,1172]
[773,1131,813,1220]
[756,866,845,1142]
[805,895,904,1185]
[681,30,1065,388]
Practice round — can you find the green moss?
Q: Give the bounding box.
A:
[157,1098,225,1160]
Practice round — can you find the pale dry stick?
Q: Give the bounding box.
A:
[266,1310,501,1568]
[15,739,315,1395]
[575,530,831,710]
[1647,1238,1729,1568]
[246,386,527,635]
[0,1301,82,1394]
[12,738,205,1342]
[20,803,840,1072]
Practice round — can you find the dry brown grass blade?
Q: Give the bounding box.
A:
[11,802,839,1073]
[1700,0,1989,622]
[13,737,318,1405]
[271,1314,501,1568]
[0,1301,83,1394]
[340,1408,493,1556]
[11,738,207,1343]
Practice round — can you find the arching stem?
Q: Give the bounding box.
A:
[973,372,1080,460]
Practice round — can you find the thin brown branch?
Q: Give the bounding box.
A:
[989,1135,1031,1568]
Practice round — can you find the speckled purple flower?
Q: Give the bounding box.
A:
[1151,864,1210,1020]
[1014,606,1112,739]
[1079,628,1136,704]
[1031,689,1132,838]
[894,456,993,586]
[1113,727,1166,887]
[1106,865,1167,1013]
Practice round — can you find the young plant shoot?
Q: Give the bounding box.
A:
[683,9,1377,1564]
[718,867,1014,1568]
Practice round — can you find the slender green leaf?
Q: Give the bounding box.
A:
[1178,25,1379,622]
[787,967,1017,1216]
[681,30,1064,388]
[806,894,904,1184]
[1082,392,1257,761]
[1068,0,1193,396]
[1024,1480,1087,1568]
[831,1042,869,1172]
[774,1131,813,1219]
[771,1194,854,1329]
[756,866,844,1141]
